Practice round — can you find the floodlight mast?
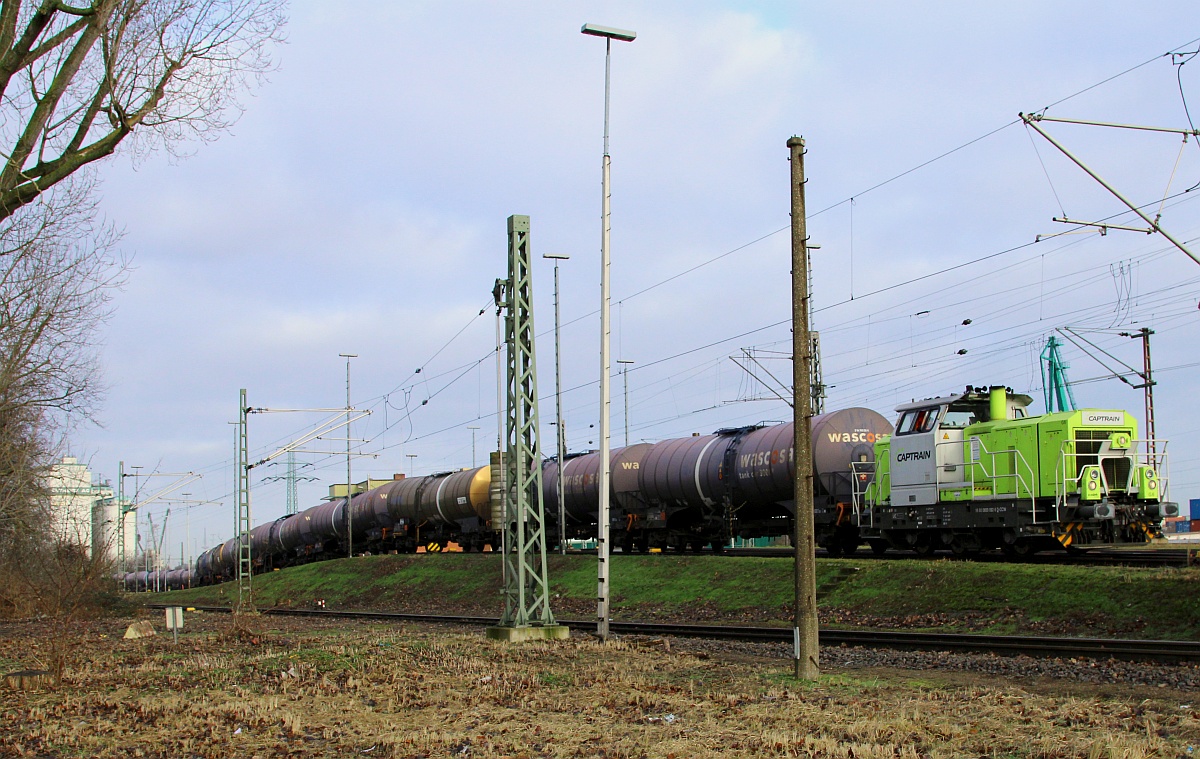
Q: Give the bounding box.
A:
[582,20,636,643]
[580,24,637,42]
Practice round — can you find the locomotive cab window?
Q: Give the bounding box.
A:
[896,407,940,435]
[941,402,989,429]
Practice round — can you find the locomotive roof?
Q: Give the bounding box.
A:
[894,390,1033,413]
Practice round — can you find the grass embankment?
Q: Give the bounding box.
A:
[152,554,1200,640]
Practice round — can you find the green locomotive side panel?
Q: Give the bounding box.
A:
[958,409,1136,502]
[962,416,1042,500]
[873,435,891,503]
[1035,417,1070,496]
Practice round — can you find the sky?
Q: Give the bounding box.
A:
[74,1,1200,563]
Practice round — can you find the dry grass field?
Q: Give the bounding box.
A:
[3,612,1199,758]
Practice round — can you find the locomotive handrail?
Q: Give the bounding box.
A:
[1142,440,1170,501]
[946,436,1039,520]
[1053,438,1169,513]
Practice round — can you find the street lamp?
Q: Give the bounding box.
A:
[543,252,570,554]
[406,453,418,475]
[617,359,635,446]
[340,353,357,558]
[582,21,636,643]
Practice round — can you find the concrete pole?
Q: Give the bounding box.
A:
[557,419,567,554]
[597,37,614,642]
[582,21,636,642]
[788,136,819,680]
[618,359,635,446]
[544,253,570,554]
[340,353,356,558]
[494,283,507,586]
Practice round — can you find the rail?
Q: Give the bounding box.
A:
[147,604,1200,664]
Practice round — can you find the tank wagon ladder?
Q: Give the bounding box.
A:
[719,426,762,551]
[849,460,876,527]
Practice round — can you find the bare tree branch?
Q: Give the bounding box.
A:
[0,0,286,219]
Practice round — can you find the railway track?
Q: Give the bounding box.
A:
[722,546,1200,567]
[566,546,1200,567]
[150,604,1200,665]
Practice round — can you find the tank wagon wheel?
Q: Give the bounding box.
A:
[840,535,860,556]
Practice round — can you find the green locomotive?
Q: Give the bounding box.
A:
[860,385,1176,555]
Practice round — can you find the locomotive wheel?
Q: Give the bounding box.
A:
[869,540,889,556]
[949,535,980,557]
[912,537,935,557]
[1001,540,1035,557]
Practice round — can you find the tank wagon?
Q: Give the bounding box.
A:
[860,385,1177,556]
[133,410,890,589]
[541,407,892,554]
[122,567,193,591]
[191,465,495,584]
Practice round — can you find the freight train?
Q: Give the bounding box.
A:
[123,388,1176,590]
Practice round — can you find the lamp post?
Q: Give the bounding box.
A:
[543,252,570,554]
[406,453,417,475]
[617,359,635,446]
[340,353,357,558]
[582,21,636,643]
[181,493,191,569]
[467,426,480,468]
[130,465,142,570]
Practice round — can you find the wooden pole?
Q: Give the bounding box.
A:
[789,136,819,680]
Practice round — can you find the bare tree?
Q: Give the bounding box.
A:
[0,0,287,220]
[0,0,284,622]
[0,180,126,617]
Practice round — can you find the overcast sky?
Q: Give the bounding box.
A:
[77,2,1200,562]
